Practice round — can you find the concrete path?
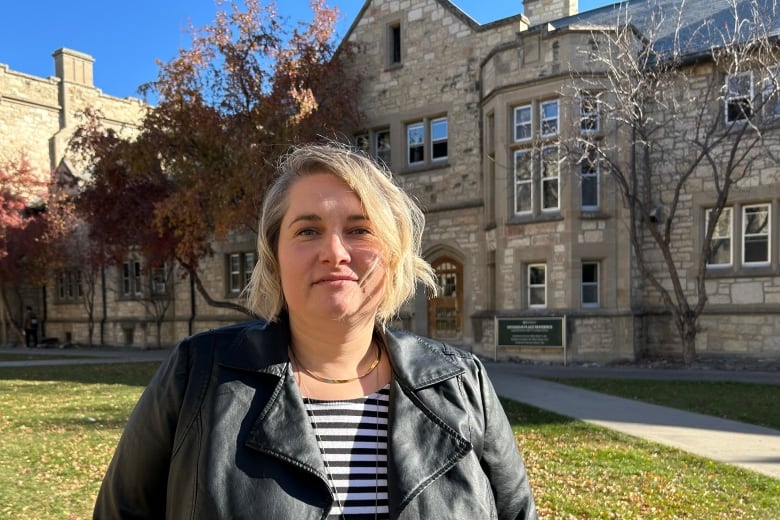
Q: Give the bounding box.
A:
[485,361,780,480]
[3,347,779,479]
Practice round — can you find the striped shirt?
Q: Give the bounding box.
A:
[304,386,390,520]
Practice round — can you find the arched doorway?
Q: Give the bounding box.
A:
[428,257,463,339]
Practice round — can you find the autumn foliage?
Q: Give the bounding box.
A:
[70,0,362,312]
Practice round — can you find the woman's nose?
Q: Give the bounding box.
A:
[320,232,351,264]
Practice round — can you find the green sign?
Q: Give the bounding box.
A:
[496,317,565,348]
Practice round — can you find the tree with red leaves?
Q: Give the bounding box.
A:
[0,156,67,344]
[70,0,362,316]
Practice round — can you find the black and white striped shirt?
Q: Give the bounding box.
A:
[304,386,390,520]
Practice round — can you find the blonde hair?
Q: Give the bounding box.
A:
[246,142,436,327]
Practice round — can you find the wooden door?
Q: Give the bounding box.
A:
[427,257,462,339]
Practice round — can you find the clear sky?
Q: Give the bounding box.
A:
[0,0,609,101]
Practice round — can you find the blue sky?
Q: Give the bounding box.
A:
[0,0,608,101]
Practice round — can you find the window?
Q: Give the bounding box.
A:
[356,129,391,168]
[431,118,448,161]
[376,129,391,166]
[725,72,753,123]
[407,123,424,165]
[388,22,401,66]
[541,145,559,211]
[150,264,170,296]
[228,252,255,294]
[122,260,142,297]
[581,261,599,307]
[406,117,448,167]
[580,92,600,133]
[356,133,369,155]
[514,149,533,214]
[743,204,770,265]
[528,264,547,308]
[56,270,83,302]
[579,143,600,209]
[705,207,732,267]
[762,67,780,120]
[514,105,532,142]
[540,100,559,137]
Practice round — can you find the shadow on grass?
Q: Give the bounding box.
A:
[0,362,161,386]
[500,396,576,426]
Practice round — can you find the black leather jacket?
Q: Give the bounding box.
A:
[94,319,537,519]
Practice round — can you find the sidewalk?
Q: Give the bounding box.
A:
[2,346,779,479]
[484,361,780,480]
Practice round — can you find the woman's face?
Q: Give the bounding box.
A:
[277,172,386,324]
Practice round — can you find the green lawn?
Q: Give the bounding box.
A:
[544,378,780,430]
[0,363,778,519]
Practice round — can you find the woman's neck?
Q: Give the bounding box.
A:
[288,314,390,399]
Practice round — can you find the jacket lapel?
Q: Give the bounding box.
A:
[216,321,331,492]
[384,330,473,518]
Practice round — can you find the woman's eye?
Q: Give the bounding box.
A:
[350,227,373,235]
[296,228,317,237]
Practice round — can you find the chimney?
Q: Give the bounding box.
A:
[53,48,94,87]
[523,0,578,26]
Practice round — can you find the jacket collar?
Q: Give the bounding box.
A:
[216,318,466,388]
[218,318,472,517]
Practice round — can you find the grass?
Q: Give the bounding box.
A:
[544,378,780,430]
[0,363,778,519]
[503,399,780,519]
[0,353,96,362]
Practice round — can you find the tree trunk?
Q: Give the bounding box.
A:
[680,315,697,365]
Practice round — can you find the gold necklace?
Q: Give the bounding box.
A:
[291,343,381,384]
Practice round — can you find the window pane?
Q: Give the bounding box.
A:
[514,106,532,141]
[529,287,546,306]
[375,130,391,166]
[744,208,768,234]
[355,134,369,154]
[514,150,531,180]
[431,118,447,141]
[229,254,241,292]
[582,262,599,306]
[244,253,255,286]
[580,92,600,133]
[743,205,770,264]
[726,73,753,122]
[706,208,732,266]
[529,265,546,307]
[431,118,448,160]
[708,238,732,265]
[543,179,558,209]
[529,265,545,285]
[541,100,559,136]
[582,176,598,208]
[744,237,768,263]
[514,150,532,214]
[407,123,424,164]
[582,262,598,283]
[515,183,532,213]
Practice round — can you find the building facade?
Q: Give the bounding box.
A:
[341,0,780,363]
[4,0,780,364]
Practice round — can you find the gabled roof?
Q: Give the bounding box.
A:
[337,0,524,47]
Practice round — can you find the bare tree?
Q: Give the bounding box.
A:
[565,0,780,363]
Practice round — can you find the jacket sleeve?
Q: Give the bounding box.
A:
[474,357,538,520]
[93,340,194,519]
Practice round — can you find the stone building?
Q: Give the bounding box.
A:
[1,49,269,347]
[1,49,145,344]
[340,0,780,363]
[5,0,780,364]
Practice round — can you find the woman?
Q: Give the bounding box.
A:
[94,143,537,519]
